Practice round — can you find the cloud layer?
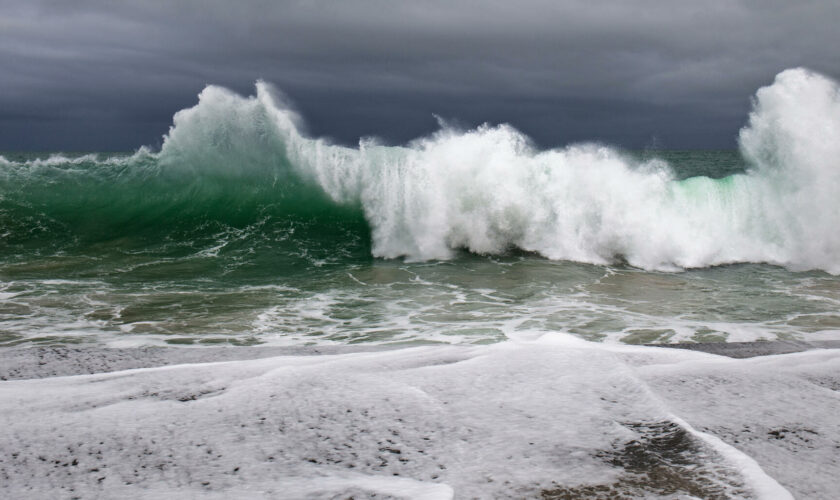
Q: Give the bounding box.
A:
[2,0,839,150]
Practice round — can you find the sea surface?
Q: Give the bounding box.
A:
[1,69,839,349]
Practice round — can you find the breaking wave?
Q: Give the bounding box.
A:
[1,68,839,273]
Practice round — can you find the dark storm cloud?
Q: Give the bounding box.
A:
[2,0,839,150]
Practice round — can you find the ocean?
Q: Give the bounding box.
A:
[1,68,839,498]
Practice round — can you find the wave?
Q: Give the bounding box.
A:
[1,68,839,273]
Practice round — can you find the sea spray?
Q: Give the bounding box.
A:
[739,69,840,271]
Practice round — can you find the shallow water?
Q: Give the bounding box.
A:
[2,248,839,348]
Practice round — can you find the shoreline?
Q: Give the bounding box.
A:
[2,338,840,381]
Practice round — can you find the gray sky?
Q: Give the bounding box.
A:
[2,0,839,150]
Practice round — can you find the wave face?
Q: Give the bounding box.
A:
[1,68,839,273]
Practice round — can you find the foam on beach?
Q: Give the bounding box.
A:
[3,337,836,498]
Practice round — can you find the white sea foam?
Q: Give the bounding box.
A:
[3,337,826,498]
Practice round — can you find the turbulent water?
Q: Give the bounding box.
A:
[1,68,839,348]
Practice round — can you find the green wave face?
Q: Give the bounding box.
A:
[0,151,371,281]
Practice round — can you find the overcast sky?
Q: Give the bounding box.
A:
[2,0,839,151]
